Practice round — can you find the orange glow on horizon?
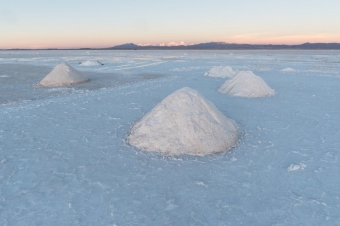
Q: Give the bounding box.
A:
[224,33,340,45]
[1,34,340,49]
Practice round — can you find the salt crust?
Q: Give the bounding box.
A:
[204,66,236,78]
[218,71,275,97]
[128,87,239,156]
[40,62,89,86]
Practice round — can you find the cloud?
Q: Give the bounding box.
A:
[138,43,151,46]
[159,41,186,47]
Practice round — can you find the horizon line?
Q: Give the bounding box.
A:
[2,42,340,50]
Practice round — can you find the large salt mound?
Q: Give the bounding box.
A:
[128,87,239,156]
[40,62,89,86]
[218,71,275,97]
[204,66,236,78]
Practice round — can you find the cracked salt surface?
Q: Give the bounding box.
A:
[1,50,340,225]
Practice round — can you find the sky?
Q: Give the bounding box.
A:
[1,0,340,49]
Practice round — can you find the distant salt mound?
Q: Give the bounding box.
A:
[281,67,296,72]
[80,60,103,66]
[218,71,275,97]
[204,66,236,78]
[40,62,89,86]
[128,87,239,156]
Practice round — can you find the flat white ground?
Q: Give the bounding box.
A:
[1,50,339,225]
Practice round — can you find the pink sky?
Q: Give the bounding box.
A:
[2,33,340,49]
[1,1,339,49]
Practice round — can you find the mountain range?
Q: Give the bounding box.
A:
[108,42,340,50]
[4,42,340,50]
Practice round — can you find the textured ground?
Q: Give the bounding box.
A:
[1,50,340,225]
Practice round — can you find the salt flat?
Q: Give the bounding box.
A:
[1,50,340,225]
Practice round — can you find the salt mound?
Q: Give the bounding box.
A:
[80,60,103,66]
[218,71,275,97]
[281,67,296,72]
[40,62,89,86]
[204,66,236,78]
[128,87,239,156]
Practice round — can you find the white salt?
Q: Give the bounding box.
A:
[281,67,296,72]
[80,60,103,66]
[218,71,275,97]
[128,87,238,156]
[40,62,89,86]
[204,66,236,78]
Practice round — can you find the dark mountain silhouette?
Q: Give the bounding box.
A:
[106,42,340,50]
[113,43,139,49]
[3,42,340,51]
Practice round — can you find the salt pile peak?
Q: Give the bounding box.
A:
[128,87,239,156]
[281,67,296,72]
[40,62,89,86]
[80,60,103,66]
[204,66,236,78]
[218,71,275,97]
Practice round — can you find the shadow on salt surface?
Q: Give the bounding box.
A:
[74,72,165,91]
[0,62,166,105]
[126,140,241,163]
[46,87,76,93]
[123,121,243,162]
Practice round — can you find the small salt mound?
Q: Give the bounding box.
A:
[281,67,296,72]
[40,62,89,86]
[204,66,236,78]
[80,60,103,66]
[218,71,275,97]
[128,87,239,156]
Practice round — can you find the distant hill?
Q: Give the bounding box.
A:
[112,43,140,49]
[107,42,340,50]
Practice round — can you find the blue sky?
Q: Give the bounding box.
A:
[1,0,339,48]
